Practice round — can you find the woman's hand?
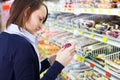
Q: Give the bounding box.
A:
[55,43,75,66]
[48,54,56,65]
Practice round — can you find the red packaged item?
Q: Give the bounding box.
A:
[62,43,72,49]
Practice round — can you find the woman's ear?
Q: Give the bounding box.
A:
[24,7,30,17]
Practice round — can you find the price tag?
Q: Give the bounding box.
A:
[61,72,68,79]
[84,8,87,12]
[118,10,120,16]
[107,10,111,15]
[80,31,84,35]
[90,34,94,38]
[90,63,94,68]
[64,27,67,30]
[72,28,74,33]
[95,24,99,29]
[77,56,85,63]
[91,8,94,13]
[102,37,108,43]
[98,9,102,14]
[105,72,111,77]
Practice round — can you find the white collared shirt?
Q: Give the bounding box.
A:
[4,24,41,71]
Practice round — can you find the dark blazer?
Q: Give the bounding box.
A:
[0,32,64,80]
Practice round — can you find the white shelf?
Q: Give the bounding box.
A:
[74,54,120,80]
[45,1,120,16]
[44,1,120,78]
[48,35,120,80]
[48,7,120,16]
[78,29,120,48]
[60,56,120,80]
[85,59,120,80]
[47,22,120,48]
[60,71,76,80]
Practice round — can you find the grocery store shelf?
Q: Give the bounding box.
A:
[60,55,120,80]
[85,59,120,80]
[61,58,120,80]
[74,54,120,80]
[40,28,119,80]
[45,1,120,79]
[44,22,120,80]
[78,29,120,48]
[48,7,120,16]
[61,71,76,80]
[47,22,120,48]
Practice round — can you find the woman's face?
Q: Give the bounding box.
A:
[24,5,47,34]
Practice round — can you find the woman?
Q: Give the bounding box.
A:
[0,0,75,80]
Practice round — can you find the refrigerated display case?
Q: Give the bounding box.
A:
[43,0,120,80]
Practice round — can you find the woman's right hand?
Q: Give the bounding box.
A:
[55,43,75,67]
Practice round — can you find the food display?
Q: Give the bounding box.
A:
[62,43,72,49]
[63,0,120,8]
[43,13,120,79]
[105,51,120,74]
[76,70,109,80]
[49,13,120,39]
[38,40,60,57]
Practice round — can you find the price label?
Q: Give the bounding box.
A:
[84,8,87,12]
[91,8,94,13]
[64,27,67,30]
[72,28,74,33]
[80,31,84,35]
[95,24,99,29]
[90,34,94,38]
[61,72,68,79]
[98,9,102,14]
[102,37,108,43]
[107,10,111,15]
[118,10,120,16]
[77,56,85,63]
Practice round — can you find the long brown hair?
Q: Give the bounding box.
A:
[6,0,48,28]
